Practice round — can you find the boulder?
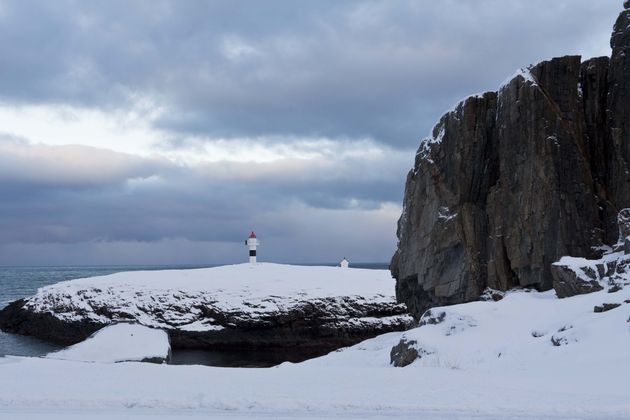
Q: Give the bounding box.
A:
[551,210,630,298]
[418,309,446,326]
[390,338,420,367]
[479,288,505,302]
[551,264,604,299]
[593,303,622,313]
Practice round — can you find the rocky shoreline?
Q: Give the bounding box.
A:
[0,263,413,354]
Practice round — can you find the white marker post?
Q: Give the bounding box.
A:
[246,231,259,264]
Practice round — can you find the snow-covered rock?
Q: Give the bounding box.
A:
[46,323,170,364]
[552,251,630,298]
[0,263,413,354]
[550,208,630,298]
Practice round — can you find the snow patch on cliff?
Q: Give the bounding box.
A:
[499,66,537,90]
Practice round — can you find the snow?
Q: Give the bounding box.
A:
[415,124,445,165]
[416,126,443,161]
[553,250,626,276]
[1,277,629,418]
[23,263,403,331]
[499,67,537,90]
[547,135,560,147]
[46,323,170,363]
[437,206,457,222]
[177,320,224,332]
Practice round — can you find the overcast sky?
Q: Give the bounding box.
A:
[0,0,623,266]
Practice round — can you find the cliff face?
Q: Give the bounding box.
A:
[392,3,630,319]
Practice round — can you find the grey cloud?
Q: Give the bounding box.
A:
[0,1,621,149]
[0,140,407,252]
[0,140,166,187]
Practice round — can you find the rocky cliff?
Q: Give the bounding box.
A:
[392,2,630,319]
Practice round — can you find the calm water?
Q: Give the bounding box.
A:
[0,262,388,365]
[0,264,214,358]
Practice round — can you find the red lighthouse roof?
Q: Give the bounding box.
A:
[248,231,257,239]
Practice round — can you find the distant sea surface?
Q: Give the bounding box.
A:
[0,262,388,362]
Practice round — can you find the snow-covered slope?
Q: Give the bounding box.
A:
[46,323,170,364]
[313,285,630,371]
[0,284,628,418]
[0,263,412,351]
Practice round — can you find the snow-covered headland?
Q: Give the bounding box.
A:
[1,221,629,418]
[0,266,628,418]
[0,263,413,355]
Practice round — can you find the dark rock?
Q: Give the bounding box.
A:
[140,356,170,364]
[390,338,420,367]
[551,335,567,347]
[418,309,446,326]
[479,288,505,302]
[551,264,604,298]
[551,324,575,346]
[391,4,630,318]
[593,303,621,313]
[608,284,623,293]
[551,213,630,298]
[607,4,630,205]
[618,209,630,239]
[551,335,568,347]
[618,209,630,254]
[0,299,103,346]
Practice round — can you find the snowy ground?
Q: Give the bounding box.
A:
[1,278,628,419]
[46,323,170,363]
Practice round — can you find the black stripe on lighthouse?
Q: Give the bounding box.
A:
[249,250,256,257]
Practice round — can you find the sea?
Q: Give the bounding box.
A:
[0,262,388,366]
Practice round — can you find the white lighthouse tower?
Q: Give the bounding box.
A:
[246,231,259,264]
[340,257,349,268]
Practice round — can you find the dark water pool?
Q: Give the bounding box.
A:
[170,347,329,367]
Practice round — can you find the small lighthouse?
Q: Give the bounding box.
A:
[246,231,259,264]
[340,257,349,268]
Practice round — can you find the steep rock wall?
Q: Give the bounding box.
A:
[392,3,630,319]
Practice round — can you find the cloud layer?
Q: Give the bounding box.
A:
[0,1,623,265]
[0,138,407,264]
[0,1,620,147]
